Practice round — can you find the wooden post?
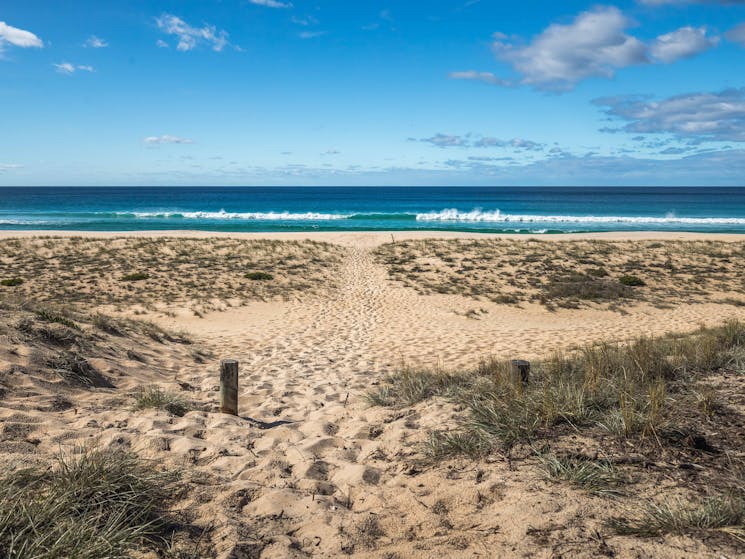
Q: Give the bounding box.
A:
[220,359,239,415]
[510,359,530,386]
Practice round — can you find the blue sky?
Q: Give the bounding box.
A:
[1,0,745,186]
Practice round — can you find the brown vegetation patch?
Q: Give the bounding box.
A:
[375,238,745,309]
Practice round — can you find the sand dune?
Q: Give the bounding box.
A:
[2,232,745,558]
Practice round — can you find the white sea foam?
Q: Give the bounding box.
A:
[126,210,350,220]
[415,209,745,225]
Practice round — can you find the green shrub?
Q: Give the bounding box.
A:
[245,271,273,281]
[120,272,149,282]
[619,275,646,287]
[1,278,23,286]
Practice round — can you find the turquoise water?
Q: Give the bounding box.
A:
[1,187,744,233]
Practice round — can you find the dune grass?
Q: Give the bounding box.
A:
[608,494,745,538]
[0,237,344,315]
[134,385,191,417]
[537,452,627,497]
[368,320,745,455]
[375,238,745,309]
[0,448,178,559]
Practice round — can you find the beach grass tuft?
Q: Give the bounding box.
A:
[370,320,745,453]
[608,494,745,537]
[245,271,274,281]
[133,385,190,417]
[0,448,178,559]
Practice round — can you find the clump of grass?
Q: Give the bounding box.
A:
[34,308,80,330]
[120,272,149,282]
[1,278,23,286]
[370,321,745,453]
[133,386,190,417]
[545,274,632,302]
[245,271,273,281]
[0,448,178,559]
[365,366,472,408]
[608,494,745,537]
[426,430,495,459]
[47,352,114,388]
[91,312,125,336]
[619,275,646,287]
[538,452,626,496]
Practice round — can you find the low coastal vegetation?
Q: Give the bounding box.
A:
[0,448,183,559]
[369,320,745,543]
[0,237,344,315]
[375,238,745,309]
[133,385,191,417]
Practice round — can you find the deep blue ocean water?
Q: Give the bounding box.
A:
[1,187,744,234]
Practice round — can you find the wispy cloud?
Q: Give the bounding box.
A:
[448,71,511,86]
[726,22,745,46]
[249,0,293,8]
[298,30,325,39]
[419,133,545,150]
[649,26,718,63]
[0,21,43,53]
[144,135,195,145]
[0,163,23,173]
[155,14,231,52]
[83,35,108,48]
[475,6,718,91]
[595,88,745,142]
[292,15,319,26]
[54,62,95,74]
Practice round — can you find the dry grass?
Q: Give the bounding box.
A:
[608,494,745,538]
[134,385,191,417]
[369,320,745,454]
[0,448,180,559]
[375,239,745,309]
[0,237,344,315]
[368,320,745,547]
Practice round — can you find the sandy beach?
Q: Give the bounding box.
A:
[2,231,745,558]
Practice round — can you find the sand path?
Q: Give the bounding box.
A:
[150,244,744,557]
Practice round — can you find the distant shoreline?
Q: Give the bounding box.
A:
[1,229,744,247]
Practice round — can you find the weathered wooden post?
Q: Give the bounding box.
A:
[510,359,530,386]
[220,359,239,415]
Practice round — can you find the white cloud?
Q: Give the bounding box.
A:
[155,14,230,52]
[298,31,325,39]
[448,71,511,86]
[420,134,469,147]
[0,21,43,52]
[54,62,95,74]
[156,39,169,48]
[249,0,293,8]
[649,26,718,63]
[482,7,719,91]
[595,88,745,142]
[144,135,195,145]
[420,134,545,150]
[726,22,745,46]
[292,16,319,26]
[492,7,647,90]
[83,35,108,48]
[0,163,22,173]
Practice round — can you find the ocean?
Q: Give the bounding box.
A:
[1,186,744,234]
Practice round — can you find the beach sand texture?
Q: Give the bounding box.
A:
[2,232,745,558]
